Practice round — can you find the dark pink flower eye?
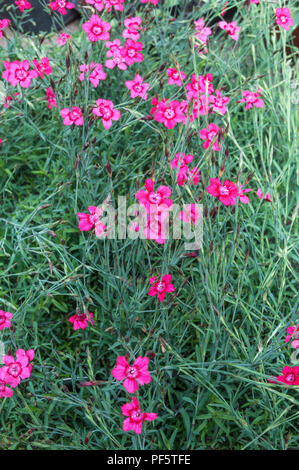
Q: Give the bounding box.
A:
[219,186,229,196]
[156,282,165,292]
[286,374,295,383]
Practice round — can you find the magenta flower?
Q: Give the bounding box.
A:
[77,206,107,236]
[122,17,142,40]
[152,99,184,129]
[148,274,175,303]
[50,1,75,15]
[92,98,121,130]
[167,67,186,87]
[239,184,252,204]
[171,155,199,186]
[194,17,212,45]
[104,0,125,12]
[60,107,83,126]
[32,57,52,79]
[221,2,228,16]
[46,87,57,109]
[57,32,70,45]
[285,325,299,349]
[257,188,271,202]
[82,14,111,42]
[0,310,13,331]
[218,21,240,41]
[112,356,152,393]
[207,178,239,206]
[269,366,299,386]
[2,60,38,88]
[15,0,31,12]
[250,0,259,3]
[79,62,107,88]
[238,89,264,110]
[186,73,214,101]
[123,39,143,66]
[144,210,170,245]
[68,312,94,330]
[135,179,172,213]
[0,19,10,38]
[105,39,127,70]
[2,349,34,388]
[122,397,157,434]
[200,123,221,151]
[171,153,194,170]
[125,74,150,100]
[3,92,20,109]
[0,368,14,398]
[276,8,293,31]
[184,95,209,121]
[209,90,229,115]
[180,204,201,224]
[85,0,104,11]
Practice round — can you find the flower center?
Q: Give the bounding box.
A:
[148,192,162,204]
[280,15,287,23]
[77,314,87,322]
[8,362,21,378]
[286,373,295,383]
[128,48,136,58]
[127,367,137,378]
[133,84,142,93]
[93,25,103,35]
[164,108,175,119]
[219,185,229,196]
[157,281,165,293]
[15,69,27,80]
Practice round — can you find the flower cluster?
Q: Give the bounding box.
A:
[0,349,34,398]
[79,62,107,88]
[194,18,212,55]
[112,355,157,433]
[171,153,199,187]
[15,0,32,12]
[268,324,299,386]
[135,178,173,244]
[50,1,75,15]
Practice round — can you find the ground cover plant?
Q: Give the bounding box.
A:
[0,0,298,450]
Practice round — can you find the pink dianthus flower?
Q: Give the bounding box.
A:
[148,275,175,303]
[112,356,152,393]
[82,14,111,42]
[92,98,121,129]
[207,178,239,206]
[122,397,157,434]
